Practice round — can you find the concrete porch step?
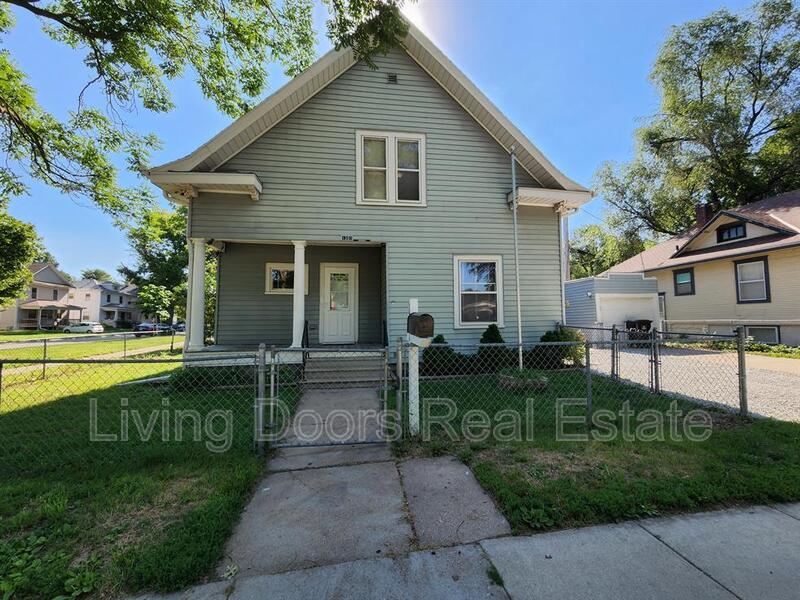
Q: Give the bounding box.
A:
[303,368,385,382]
[305,357,385,371]
[301,377,385,389]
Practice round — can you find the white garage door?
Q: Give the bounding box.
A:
[596,294,659,330]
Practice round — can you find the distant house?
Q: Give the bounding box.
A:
[0,263,83,330]
[597,191,800,344]
[73,279,141,326]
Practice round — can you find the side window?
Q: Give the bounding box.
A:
[673,268,695,296]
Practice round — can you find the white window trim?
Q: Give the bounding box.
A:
[453,255,504,329]
[736,261,767,302]
[265,262,309,295]
[745,325,779,344]
[355,130,426,207]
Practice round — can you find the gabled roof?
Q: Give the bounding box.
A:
[148,20,587,194]
[607,190,800,273]
[28,263,73,287]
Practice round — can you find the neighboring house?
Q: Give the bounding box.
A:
[74,279,141,326]
[601,191,800,345]
[564,273,660,335]
[0,263,83,330]
[144,21,590,352]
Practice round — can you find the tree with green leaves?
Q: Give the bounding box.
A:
[80,268,112,281]
[0,0,409,216]
[569,223,655,279]
[118,207,188,321]
[597,0,800,236]
[136,284,173,324]
[0,210,37,308]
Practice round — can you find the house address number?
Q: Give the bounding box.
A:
[341,235,353,241]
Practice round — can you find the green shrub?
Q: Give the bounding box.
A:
[526,328,585,369]
[422,334,460,376]
[477,325,515,372]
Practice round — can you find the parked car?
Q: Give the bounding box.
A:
[172,322,186,332]
[63,322,104,334]
[133,323,172,337]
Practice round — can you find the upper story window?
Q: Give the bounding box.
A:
[673,268,695,296]
[453,255,504,328]
[106,294,111,303]
[31,287,37,299]
[52,289,58,301]
[735,257,770,303]
[717,222,746,243]
[356,131,426,206]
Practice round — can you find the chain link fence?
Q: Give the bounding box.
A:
[2,329,750,473]
[0,354,257,476]
[0,330,183,378]
[394,333,747,444]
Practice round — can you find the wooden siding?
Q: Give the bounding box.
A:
[193,47,562,346]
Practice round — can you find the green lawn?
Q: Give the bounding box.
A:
[0,334,177,361]
[398,370,800,532]
[0,357,264,598]
[0,329,128,343]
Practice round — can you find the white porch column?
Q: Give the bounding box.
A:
[291,240,307,348]
[187,237,206,351]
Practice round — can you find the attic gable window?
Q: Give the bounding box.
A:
[356,131,426,206]
[717,222,746,243]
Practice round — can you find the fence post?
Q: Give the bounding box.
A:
[651,328,661,394]
[408,342,420,437]
[736,326,748,416]
[0,361,3,409]
[42,338,47,380]
[255,343,266,455]
[269,345,277,429]
[610,324,618,380]
[584,340,593,426]
[396,337,405,436]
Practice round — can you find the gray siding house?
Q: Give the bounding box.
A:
[145,22,590,352]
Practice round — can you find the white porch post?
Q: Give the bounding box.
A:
[187,237,206,351]
[291,240,307,348]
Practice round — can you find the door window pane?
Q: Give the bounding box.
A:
[329,273,350,310]
[364,170,387,200]
[363,138,386,168]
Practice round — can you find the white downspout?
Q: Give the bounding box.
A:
[510,147,523,369]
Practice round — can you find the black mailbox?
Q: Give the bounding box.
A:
[407,313,434,339]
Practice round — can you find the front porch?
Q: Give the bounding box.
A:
[17,302,84,330]
[185,239,386,352]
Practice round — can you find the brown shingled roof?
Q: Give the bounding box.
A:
[605,190,800,274]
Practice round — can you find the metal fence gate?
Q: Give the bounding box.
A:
[258,346,392,450]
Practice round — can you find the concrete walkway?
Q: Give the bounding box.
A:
[3,343,175,376]
[138,501,800,600]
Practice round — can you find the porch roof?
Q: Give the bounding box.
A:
[19,300,83,310]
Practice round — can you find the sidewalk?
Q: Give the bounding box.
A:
[136,456,800,600]
[3,343,175,376]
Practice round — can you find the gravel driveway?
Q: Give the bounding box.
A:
[590,345,800,422]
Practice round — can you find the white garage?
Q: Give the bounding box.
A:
[565,273,661,334]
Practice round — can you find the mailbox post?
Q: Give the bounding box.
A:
[406,303,434,436]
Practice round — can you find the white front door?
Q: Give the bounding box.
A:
[320,264,358,344]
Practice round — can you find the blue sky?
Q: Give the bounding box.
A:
[6,0,751,278]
